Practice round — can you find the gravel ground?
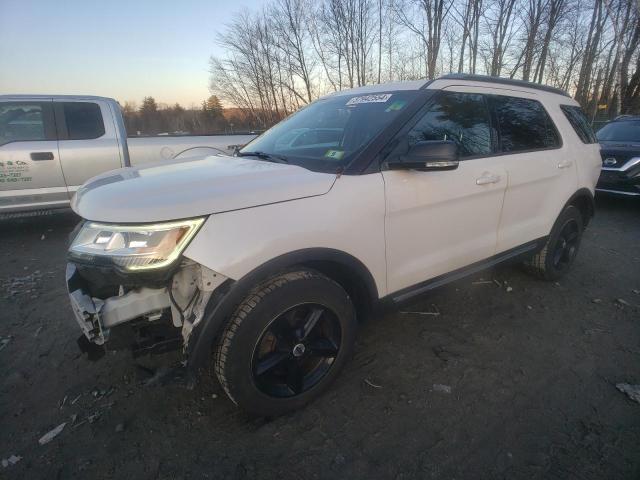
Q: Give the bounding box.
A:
[1,195,639,479]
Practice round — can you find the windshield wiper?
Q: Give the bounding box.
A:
[237,151,289,164]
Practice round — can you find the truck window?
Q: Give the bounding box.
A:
[63,102,105,140]
[560,105,597,144]
[0,103,47,145]
[490,96,561,152]
[407,92,492,158]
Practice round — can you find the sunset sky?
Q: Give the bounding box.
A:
[0,0,265,107]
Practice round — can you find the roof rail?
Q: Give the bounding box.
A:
[437,74,570,97]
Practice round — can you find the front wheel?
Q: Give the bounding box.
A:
[214,270,357,416]
[524,205,584,281]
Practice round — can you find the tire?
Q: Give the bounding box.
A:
[524,205,584,281]
[214,269,357,416]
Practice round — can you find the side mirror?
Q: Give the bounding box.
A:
[387,140,459,171]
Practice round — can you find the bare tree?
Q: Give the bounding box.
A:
[620,4,640,112]
[602,0,639,115]
[395,0,454,78]
[272,0,315,103]
[484,0,518,76]
[451,0,476,73]
[575,0,608,107]
[534,0,567,83]
[520,0,547,81]
[207,0,640,127]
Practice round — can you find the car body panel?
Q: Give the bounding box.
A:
[184,173,387,297]
[0,94,257,216]
[71,155,337,223]
[127,134,256,165]
[0,139,68,212]
[596,141,640,196]
[382,160,507,294]
[426,82,600,253]
[55,98,124,190]
[65,75,600,375]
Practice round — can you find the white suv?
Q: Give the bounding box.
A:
[66,74,601,415]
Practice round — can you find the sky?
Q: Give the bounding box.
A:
[0,0,265,107]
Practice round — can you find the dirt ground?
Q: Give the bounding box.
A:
[1,195,639,480]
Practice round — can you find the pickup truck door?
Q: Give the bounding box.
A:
[0,100,69,213]
[382,91,507,297]
[54,100,124,195]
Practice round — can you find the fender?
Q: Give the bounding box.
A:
[185,248,378,371]
[561,187,595,227]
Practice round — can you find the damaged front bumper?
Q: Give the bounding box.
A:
[66,260,228,360]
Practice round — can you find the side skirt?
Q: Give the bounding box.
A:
[387,237,548,305]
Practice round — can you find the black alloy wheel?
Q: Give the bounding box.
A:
[523,205,584,280]
[252,303,341,398]
[214,270,357,416]
[552,218,580,271]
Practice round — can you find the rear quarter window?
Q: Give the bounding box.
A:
[490,95,561,152]
[560,105,597,144]
[63,102,105,140]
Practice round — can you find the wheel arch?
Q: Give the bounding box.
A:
[186,248,378,371]
[563,188,595,228]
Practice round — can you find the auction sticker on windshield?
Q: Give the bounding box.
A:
[346,94,392,105]
[324,149,345,160]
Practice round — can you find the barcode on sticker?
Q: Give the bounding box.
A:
[346,94,392,105]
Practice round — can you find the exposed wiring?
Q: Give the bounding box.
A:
[168,283,200,324]
[168,286,185,324]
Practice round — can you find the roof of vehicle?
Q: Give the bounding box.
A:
[326,73,570,99]
[327,79,429,97]
[437,74,570,97]
[0,94,118,102]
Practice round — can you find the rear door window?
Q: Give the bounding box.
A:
[407,92,493,158]
[0,103,51,145]
[561,105,597,143]
[490,96,561,152]
[62,102,105,140]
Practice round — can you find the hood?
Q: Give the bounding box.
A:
[598,142,640,169]
[72,155,337,223]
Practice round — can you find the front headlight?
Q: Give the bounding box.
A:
[69,218,205,271]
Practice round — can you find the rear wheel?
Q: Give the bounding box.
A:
[214,270,356,416]
[524,205,584,280]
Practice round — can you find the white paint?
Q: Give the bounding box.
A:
[184,173,388,296]
[71,155,336,222]
[72,77,601,300]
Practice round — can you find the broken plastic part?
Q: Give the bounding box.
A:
[173,264,227,345]
[101,288,171,328]
[68,261,227,355]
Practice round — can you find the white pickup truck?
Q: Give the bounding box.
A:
[0,95,256,218]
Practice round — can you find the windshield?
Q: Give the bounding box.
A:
[239,91,421,172]
[596,120,640,143]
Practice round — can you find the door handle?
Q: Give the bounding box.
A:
[476,174,501,185]
[558,160,573,169]
[30,152,54,161]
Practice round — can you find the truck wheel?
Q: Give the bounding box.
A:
[214,270,356,416]
[524,205,584,281]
